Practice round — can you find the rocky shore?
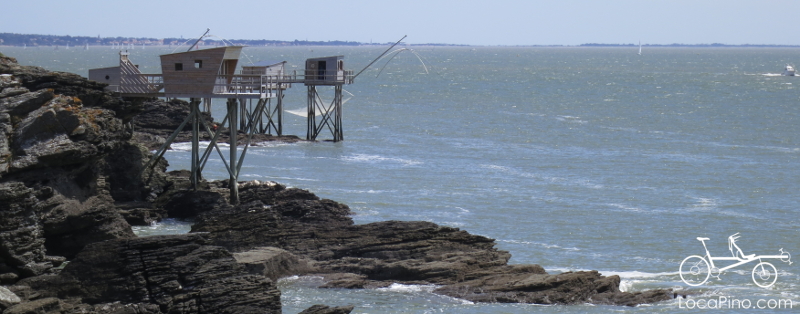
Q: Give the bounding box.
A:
[0,55,673,313]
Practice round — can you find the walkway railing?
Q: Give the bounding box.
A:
[115,70,353,98]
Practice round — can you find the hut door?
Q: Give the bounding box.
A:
[317,61,326,80]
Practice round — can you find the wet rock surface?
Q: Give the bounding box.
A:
[298,304,355,314]
[58,234,280,313]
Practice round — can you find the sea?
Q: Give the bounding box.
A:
[2,45,798,313]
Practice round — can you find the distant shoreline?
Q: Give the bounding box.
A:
[2,32,800,48]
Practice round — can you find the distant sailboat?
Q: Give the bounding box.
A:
[638,41,642,56]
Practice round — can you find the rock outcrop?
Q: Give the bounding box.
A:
[191,181,672,306]
[1,55,140,277]
[0,55,286,313]
[55,234,279,314]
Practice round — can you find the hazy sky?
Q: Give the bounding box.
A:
[3,0,798,46]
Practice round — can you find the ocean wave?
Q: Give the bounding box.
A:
[499,239,580,251]
[377,283,438,293]
[480,164,604,189]
[599,270,679,279]
[607,203,642,212]
[342,153,422,166]
[555,115,588,124]
[680,139,799,154]
[241,174,320,182]
[601,126,639,133]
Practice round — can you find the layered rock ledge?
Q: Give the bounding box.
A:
[0,54,673,313]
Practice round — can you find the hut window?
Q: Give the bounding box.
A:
[195,60,202,68]
[175,63,183,71]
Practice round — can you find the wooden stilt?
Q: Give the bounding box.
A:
[227,98,239,204]
[190,98,200,190]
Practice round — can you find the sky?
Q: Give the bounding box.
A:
[2,0,799,46]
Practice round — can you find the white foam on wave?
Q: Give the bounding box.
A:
[131,218,193,237]
[555,115,588,124]
[167,141,231,152]
[342,153,422,166]
[240,174,320,182]
[601,126,639,133]
[607,203,642,212]
[684,138,800,154]
[689,197,717,210]
[543,268,677,292]
[481,164,604,190]
[547,268,677,279]
[499,239,580,251]
[599,270,679,279]
[377,283,438,293]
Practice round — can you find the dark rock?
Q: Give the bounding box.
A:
[194,197,509,285]
[317,273,376,289]
[41,195,135,258]
[42,256,66,268]
[1,272,20,284]
[433,270,614,304]
[64,302,163,314]
[118,206,164,226]
[3,297,61,314]
[163,189,230,219]
[5,93,127,174]
[5,284,41,302]
[298,304,355,314]
[0,286,22,311]
[0,182,47,276]
[0,88,54,117]
[233,247,315,281]
[0,86,29,99]
[133,99,211,133]
[592,288,674,307]
[53,234,281,314]
[432,270,672,306]
[104,141,169,203]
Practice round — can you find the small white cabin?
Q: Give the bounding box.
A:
[305,56,345,85]
[88,66,120,90]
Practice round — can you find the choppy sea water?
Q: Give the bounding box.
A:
[4,45,799,313]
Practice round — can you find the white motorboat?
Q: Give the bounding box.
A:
[783,64,795,76]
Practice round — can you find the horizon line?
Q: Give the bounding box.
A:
[2,32,800,48]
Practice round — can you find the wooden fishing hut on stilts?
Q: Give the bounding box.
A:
[89,44,354,204]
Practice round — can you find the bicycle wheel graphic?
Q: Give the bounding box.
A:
[751,262,778,288]
[680,255,711,286]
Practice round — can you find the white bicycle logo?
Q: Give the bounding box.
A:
[680,233,792,288]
